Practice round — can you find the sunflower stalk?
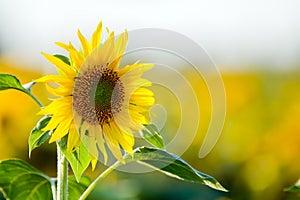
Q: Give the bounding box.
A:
[57,143,68,200]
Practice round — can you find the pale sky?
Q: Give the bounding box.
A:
[0,0,299,71]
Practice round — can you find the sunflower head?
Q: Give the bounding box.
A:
[36,22,155,167]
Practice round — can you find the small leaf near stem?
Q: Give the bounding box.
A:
[29,115,52,157]
[58,136,92,182]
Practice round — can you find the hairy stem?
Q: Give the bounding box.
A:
[57,143,68,200]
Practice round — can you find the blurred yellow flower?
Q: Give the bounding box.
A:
[36,22,154,167]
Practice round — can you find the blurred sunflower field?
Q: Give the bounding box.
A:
[1,56,300,199]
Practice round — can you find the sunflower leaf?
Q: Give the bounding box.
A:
[0,73,43,107]
[0,159,53,200]
[58,136,91,182]
[50,175,91,199]
[68,176,91,199]
[284,179,300,192]
[140,124,164,149]
[125,147,227,192]
[0,73,31,94]
[29,115,52,157]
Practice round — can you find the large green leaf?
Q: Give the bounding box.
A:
[125,147,227,192]
[58,136,91,182]
[68,176,91,199]
[0,159,53,200]
[0,74,31,94]
[140,124,164,149]
[285,179,300,192]
[28,115,52,157]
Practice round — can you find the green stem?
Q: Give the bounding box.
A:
[50,178,57,200]
[57,143,68,200]
[79,161,122,200]
[22,81,44,108]
[27,92,44,108]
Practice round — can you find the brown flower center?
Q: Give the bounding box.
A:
[73,65,124,125]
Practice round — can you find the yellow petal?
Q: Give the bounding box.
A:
[67,124,80,153]
[35,75,73,85]
[98,32,115,65]
[63,42,84,70]
[49,117,73,143]
[109,31,128,70]
[91,21,103,49]
[45,83,72,97]
[91,158,98,171]
[42,115,63,131]
[132,88,154,97]
[55,42,82,71]
[77,29,91,57]
[38,97,72,115]
[114,111,142,131]
[102,124,124,163]
[69,49,83,70]
[93,125,108,164]
[109,56,122,71]
[119,63,153,77]
[114,30,128,58]
[42,53,76,77]
[130,96,155,107]
[129,110,148,125]
[55,42,70,51]
[111,122,134,153]
[87,136,98,170]
[132,78,152,87]
[129,104,148,113]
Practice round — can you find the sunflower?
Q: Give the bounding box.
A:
[36,22,154,168]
